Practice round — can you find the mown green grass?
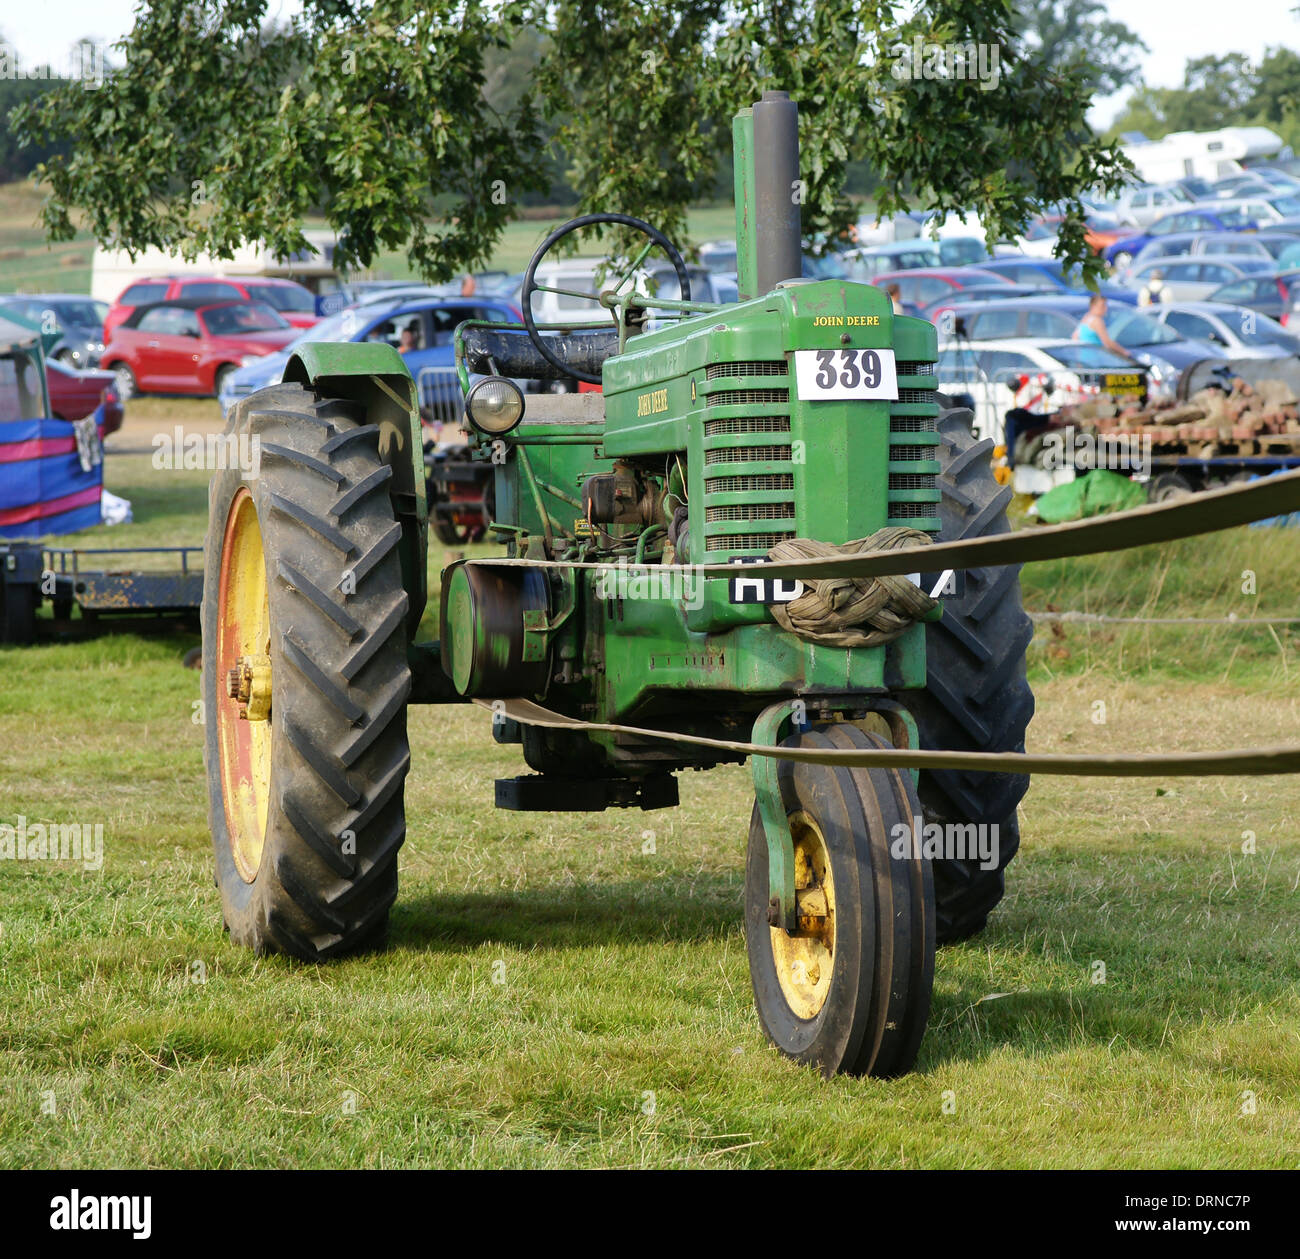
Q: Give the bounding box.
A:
[1,444,1298,1168]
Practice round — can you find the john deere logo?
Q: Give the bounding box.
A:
[636,388,669,417]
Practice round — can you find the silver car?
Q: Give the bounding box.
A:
[1152,301,1300,359]
[1125,255,1275,302]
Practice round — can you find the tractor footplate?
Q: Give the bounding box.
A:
[495,774,679,812]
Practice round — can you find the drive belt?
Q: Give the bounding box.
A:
[477,699,1300,778]
[473,465,1300,581]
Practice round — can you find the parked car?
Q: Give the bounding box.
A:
[868,266,1011,314]
[1128,232,1276,272]
[997,215,1061,258]
[937,237,991,267]
[935,337,1149,443]
[45,358,124,435]
[1104,206,1261,269]
[103,275,320,342]
[698,240,738,274]
[101,300,300,399]
[218,295,522,416]
[974,257,1135,302]
[922,284,1043,324]
[842,240,941,281]
[0,294,109,368]
[1151,302,1300,358]
[935,295,1219,391]
[1115,183,1193,227]
[1206,268,1300,326]
[1124,255,1275,302]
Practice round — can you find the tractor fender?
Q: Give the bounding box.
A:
[282,341,429,632]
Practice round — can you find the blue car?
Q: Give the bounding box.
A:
[219,295,521,418]
[975,257,1135,303]
[1104,207,1259,269]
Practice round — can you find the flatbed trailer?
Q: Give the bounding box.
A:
[0,543,203,644]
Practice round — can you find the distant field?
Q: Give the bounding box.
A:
[0,181,742,296]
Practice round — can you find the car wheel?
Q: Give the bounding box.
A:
[113,364,137,401]
[1112,251,1133,271]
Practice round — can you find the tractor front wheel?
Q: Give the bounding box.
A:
[202,382,412,960]
[744,722,934,1077]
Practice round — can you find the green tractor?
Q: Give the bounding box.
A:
[202,92,1033,1077]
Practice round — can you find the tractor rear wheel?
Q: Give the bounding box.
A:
[202,382,412,960]
[744,722,934,1077]
[906,408,1034,944]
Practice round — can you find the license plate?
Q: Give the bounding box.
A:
[794,348,898,401]
[1102,372,1142,395]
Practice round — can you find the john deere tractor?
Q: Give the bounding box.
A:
[203,92,1033,1077]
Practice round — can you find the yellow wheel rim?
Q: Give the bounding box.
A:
[216,487,272,882]
[770,811,836,1020]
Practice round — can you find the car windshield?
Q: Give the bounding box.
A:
[49,300,108,328]
[1107,307,1181,346]
[1044,344,1135,370]
[1217,208,1256,227]
[202,303,290,335]
[939,239,988,266]
[246,283,316,314]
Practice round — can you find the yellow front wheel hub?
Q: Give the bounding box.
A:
[770,812,836,1020]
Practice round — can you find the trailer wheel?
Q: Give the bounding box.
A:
[0,582,37,645]
[744,722,934,1078]
[905,408,1034,944]
[202,382,412,961]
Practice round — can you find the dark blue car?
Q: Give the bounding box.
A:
[219,295,521,418]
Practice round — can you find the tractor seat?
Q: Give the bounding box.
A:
[460,324,620,382]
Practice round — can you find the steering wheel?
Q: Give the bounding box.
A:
[520,213,691,385]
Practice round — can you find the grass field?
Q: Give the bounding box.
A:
[0,181,740,295]
[1,413,1297,1169]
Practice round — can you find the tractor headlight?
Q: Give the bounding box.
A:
[465,376,524,436]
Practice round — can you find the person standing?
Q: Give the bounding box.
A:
[1138,268,1168,307]
[1074,294,1136,360]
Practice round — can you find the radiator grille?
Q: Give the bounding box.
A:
[887,501,939,520]
[705,530,796,552]
[704,444,793,465]
[897,360,935,376]
[705,503,796,523]
[888,395,941,532]
[703,416,791,437]
[889,445,930,462]
[707,388,790,408]
[704,473,795,494]
[706,361,788,379]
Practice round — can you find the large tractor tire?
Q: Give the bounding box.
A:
[906,408,1034,944]
[745,723,934,1077]
[202,382,412,961]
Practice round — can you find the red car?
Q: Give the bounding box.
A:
[103,275,320,341]
[870,267,1013,315]
[101,300,301,399]
[46,358,124,436]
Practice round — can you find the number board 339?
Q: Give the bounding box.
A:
[793,348,898,402]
